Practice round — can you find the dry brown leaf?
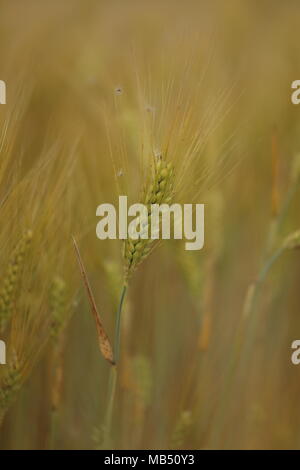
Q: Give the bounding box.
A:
[72,236,115,365]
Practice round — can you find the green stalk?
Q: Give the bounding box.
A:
[102,284,127,448]
[114,284,127,365]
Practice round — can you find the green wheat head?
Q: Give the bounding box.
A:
[124,157,174,282]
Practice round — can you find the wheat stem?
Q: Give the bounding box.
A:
[103,366,117,448]
[102,284,127,448]
[114,284,127,365]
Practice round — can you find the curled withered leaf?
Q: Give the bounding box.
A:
[72,236,115,365]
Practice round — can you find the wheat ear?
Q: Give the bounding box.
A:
[124,157,174,282]
[0,350,22,427]
[0,230,32,333]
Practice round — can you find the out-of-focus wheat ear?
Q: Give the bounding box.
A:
[169,410,193,450]
[72,236,115,365]
[49,276,67,339]
[0,349,22,427]
[0,229,33,333]
[48,274,68,449]
[48,332,65,450]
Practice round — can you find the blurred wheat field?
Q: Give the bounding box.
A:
[0,0,300,450]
